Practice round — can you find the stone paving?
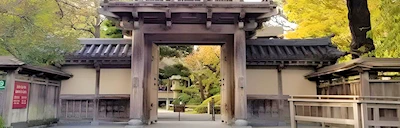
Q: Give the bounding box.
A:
[48,110,321,128]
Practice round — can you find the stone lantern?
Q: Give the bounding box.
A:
[169,75,183,99]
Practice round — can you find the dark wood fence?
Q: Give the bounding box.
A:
[60,99,129,121]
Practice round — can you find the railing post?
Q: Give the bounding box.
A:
[353,102,361,128]
[360,103,368,128]
[289,100,297,128]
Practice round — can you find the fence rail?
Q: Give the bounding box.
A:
[289,95,400,128]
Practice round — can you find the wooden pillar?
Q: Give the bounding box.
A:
[146,43,159,124]
[129,20,146,126]
[289,100,297,128]
[3,70,17,127]
[221,38,234,124]
[353,102,361,128]
[56,81,62,119]
[277,65,283,108]
[360,71,370,96]
[91,64,100,125]
[233,28,248,126]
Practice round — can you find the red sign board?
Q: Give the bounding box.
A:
[12,81,29,109]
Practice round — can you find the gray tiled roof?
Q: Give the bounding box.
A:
[68,38,132,58]
[0,56,71,79]
[246,38,344,66]
[0,56,25,66]
[306,57,400,80]
[65,38,344,66]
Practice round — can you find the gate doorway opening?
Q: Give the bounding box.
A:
[128,26,249,126]
[156,45,222,122]
[131,33,241,124]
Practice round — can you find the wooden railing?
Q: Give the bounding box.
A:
[289,95,400,128]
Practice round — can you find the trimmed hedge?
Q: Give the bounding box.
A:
[194,94,221,113]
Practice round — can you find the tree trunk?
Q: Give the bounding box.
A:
[347,0,375,58]
[94,0,101,38]
[94,24,100,38]
[198,80,205,101]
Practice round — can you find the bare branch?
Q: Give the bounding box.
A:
[54,0,64,19]
[0,11,30,22]
[71,25,95,37]
[58,0,81,9]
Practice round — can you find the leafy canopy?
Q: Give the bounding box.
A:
[0,0,80,65]
[284,0,400,58]
[184,46,221,100]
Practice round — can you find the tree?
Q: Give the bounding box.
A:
[159,63,191,79]
[346,0,374,58]
[159,46,194,59]
[284,0,400,58]
[369,0,400,58]
[101,20,123,38]
[284,0,352,52]
[184,46,221,101]
[55,0,103,38]
[0,0,80,65]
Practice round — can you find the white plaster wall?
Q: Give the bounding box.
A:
[99,69,131,94]
[158,91,174,99]
[61,67,96,94]
[282,69,316,95]
[246,69,279,95]
[10,108,27,123]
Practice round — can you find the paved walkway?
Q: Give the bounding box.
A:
[49,110,320,128]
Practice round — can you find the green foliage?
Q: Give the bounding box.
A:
[56,0,102,38]
[284,0,400,58]
[185,46,221,100]
[159,46,194,59]
[194,94,221,113]
[284,0,351,52]
[159,64,191,79]
[0,0,80,65]
[369,0,400,57]
[101,20,123,38]
[0,116,3,128]
[172,86,202,105]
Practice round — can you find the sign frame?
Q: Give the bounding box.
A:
[0,80,5,90]
[12,81,30,109]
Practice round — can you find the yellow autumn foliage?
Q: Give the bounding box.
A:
[284,0,380,53]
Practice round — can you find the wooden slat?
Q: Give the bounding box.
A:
[294,102,352,107]
[366,120,400,127]
[294,116,355,125]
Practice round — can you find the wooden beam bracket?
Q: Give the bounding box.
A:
[133,21,140,30]
[206,9,212,29]
[165,9,172,30]
[238,22,244,29]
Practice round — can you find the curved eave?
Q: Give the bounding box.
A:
[306,57,400,81]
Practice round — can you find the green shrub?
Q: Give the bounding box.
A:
[0,116,4,128]
[194,94,221,113]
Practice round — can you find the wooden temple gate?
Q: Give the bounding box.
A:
[98,0,277,126]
